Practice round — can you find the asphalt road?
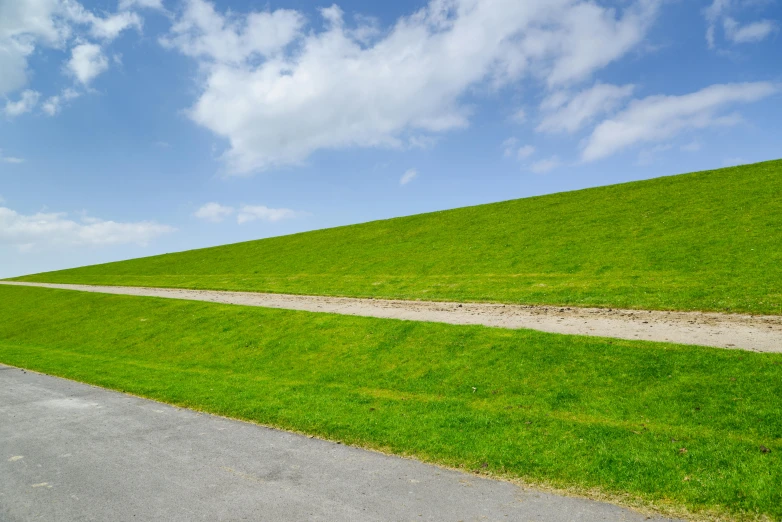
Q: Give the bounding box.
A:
[0,365,678,521]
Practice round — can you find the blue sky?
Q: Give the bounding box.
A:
[1,0,780,278]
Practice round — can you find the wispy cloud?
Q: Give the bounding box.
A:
[237,205,302,224]
[193,202,234,222]
[400,169,418,186]
[194,202,304,224]
[582,82,778,162]
[537,83,635,134]
[530,156,561,174]
[0,206,175,251]
[502,139,535,161]
[704,0,778,48]
[0,150,25,164]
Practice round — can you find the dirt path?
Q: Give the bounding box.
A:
[3,281,781,353]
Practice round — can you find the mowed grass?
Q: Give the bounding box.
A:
[10,160,782,315]
[1,285,780,519]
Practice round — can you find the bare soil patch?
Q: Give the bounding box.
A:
[3,281,780,352]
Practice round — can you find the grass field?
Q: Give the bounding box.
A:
[1,284,780,520]
[9,160,782,315]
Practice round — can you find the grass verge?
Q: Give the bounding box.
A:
[10,160,782,315]
[1,285,780,519]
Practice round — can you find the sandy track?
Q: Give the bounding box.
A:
[3,281,781,353]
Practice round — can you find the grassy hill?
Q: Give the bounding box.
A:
[2,284,780,520]
[11,159,782,314]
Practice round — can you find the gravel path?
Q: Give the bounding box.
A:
[0,365,678,521]
[3,281,781,352]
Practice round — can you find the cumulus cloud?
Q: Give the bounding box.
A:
[193,202,234,222]
[3,89,40,117]
[582,82,778,162]
[0,206,175,251]
[400,168,418,186]
[236,205,301,224]
[530,156,561,174]
[160,0,304,63]
[88,12,142,41]
[537,83,635,133]
[67,43,109,85]
[162,0,661,174]
[0,1,72,96]
[0,0,144,99]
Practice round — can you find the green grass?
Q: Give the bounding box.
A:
[1,285,780,520]
[10,159,782,315]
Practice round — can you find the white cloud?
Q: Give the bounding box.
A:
[0,1,72,96]
[723,17,777,43]
[537,83,635,133]
[0,206,175,251]
[704,0,778,47]
[540,0,660,87]
[88,12,142,41]
[3,89,40,117]
[680,140,702,152]
[119,0,165,11]
[511,108,526,124]
[236,205,301,224]
[160,0,305,63]
[400,168,418,186]
[502,138,519,157]
[530,156,561,174]
[193,202,234,222]
[195,202,303,223]
[582,82,778,162]
[502,138,535,160]
[0,150,24,164]
[163,0,661,174]
[516,145,535,159]
[408,135,439,150]
[41,88,80,116]
[723,156,747,167]
[67,43,109,85]
[0,0,144,98]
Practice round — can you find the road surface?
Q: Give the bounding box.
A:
[0,365,678,521]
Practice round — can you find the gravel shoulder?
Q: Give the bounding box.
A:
[2,281,780,352]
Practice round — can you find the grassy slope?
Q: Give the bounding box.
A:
[11,160,782,315]
[1,285,780,520]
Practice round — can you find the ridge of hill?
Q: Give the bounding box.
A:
[11,159,782,315]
